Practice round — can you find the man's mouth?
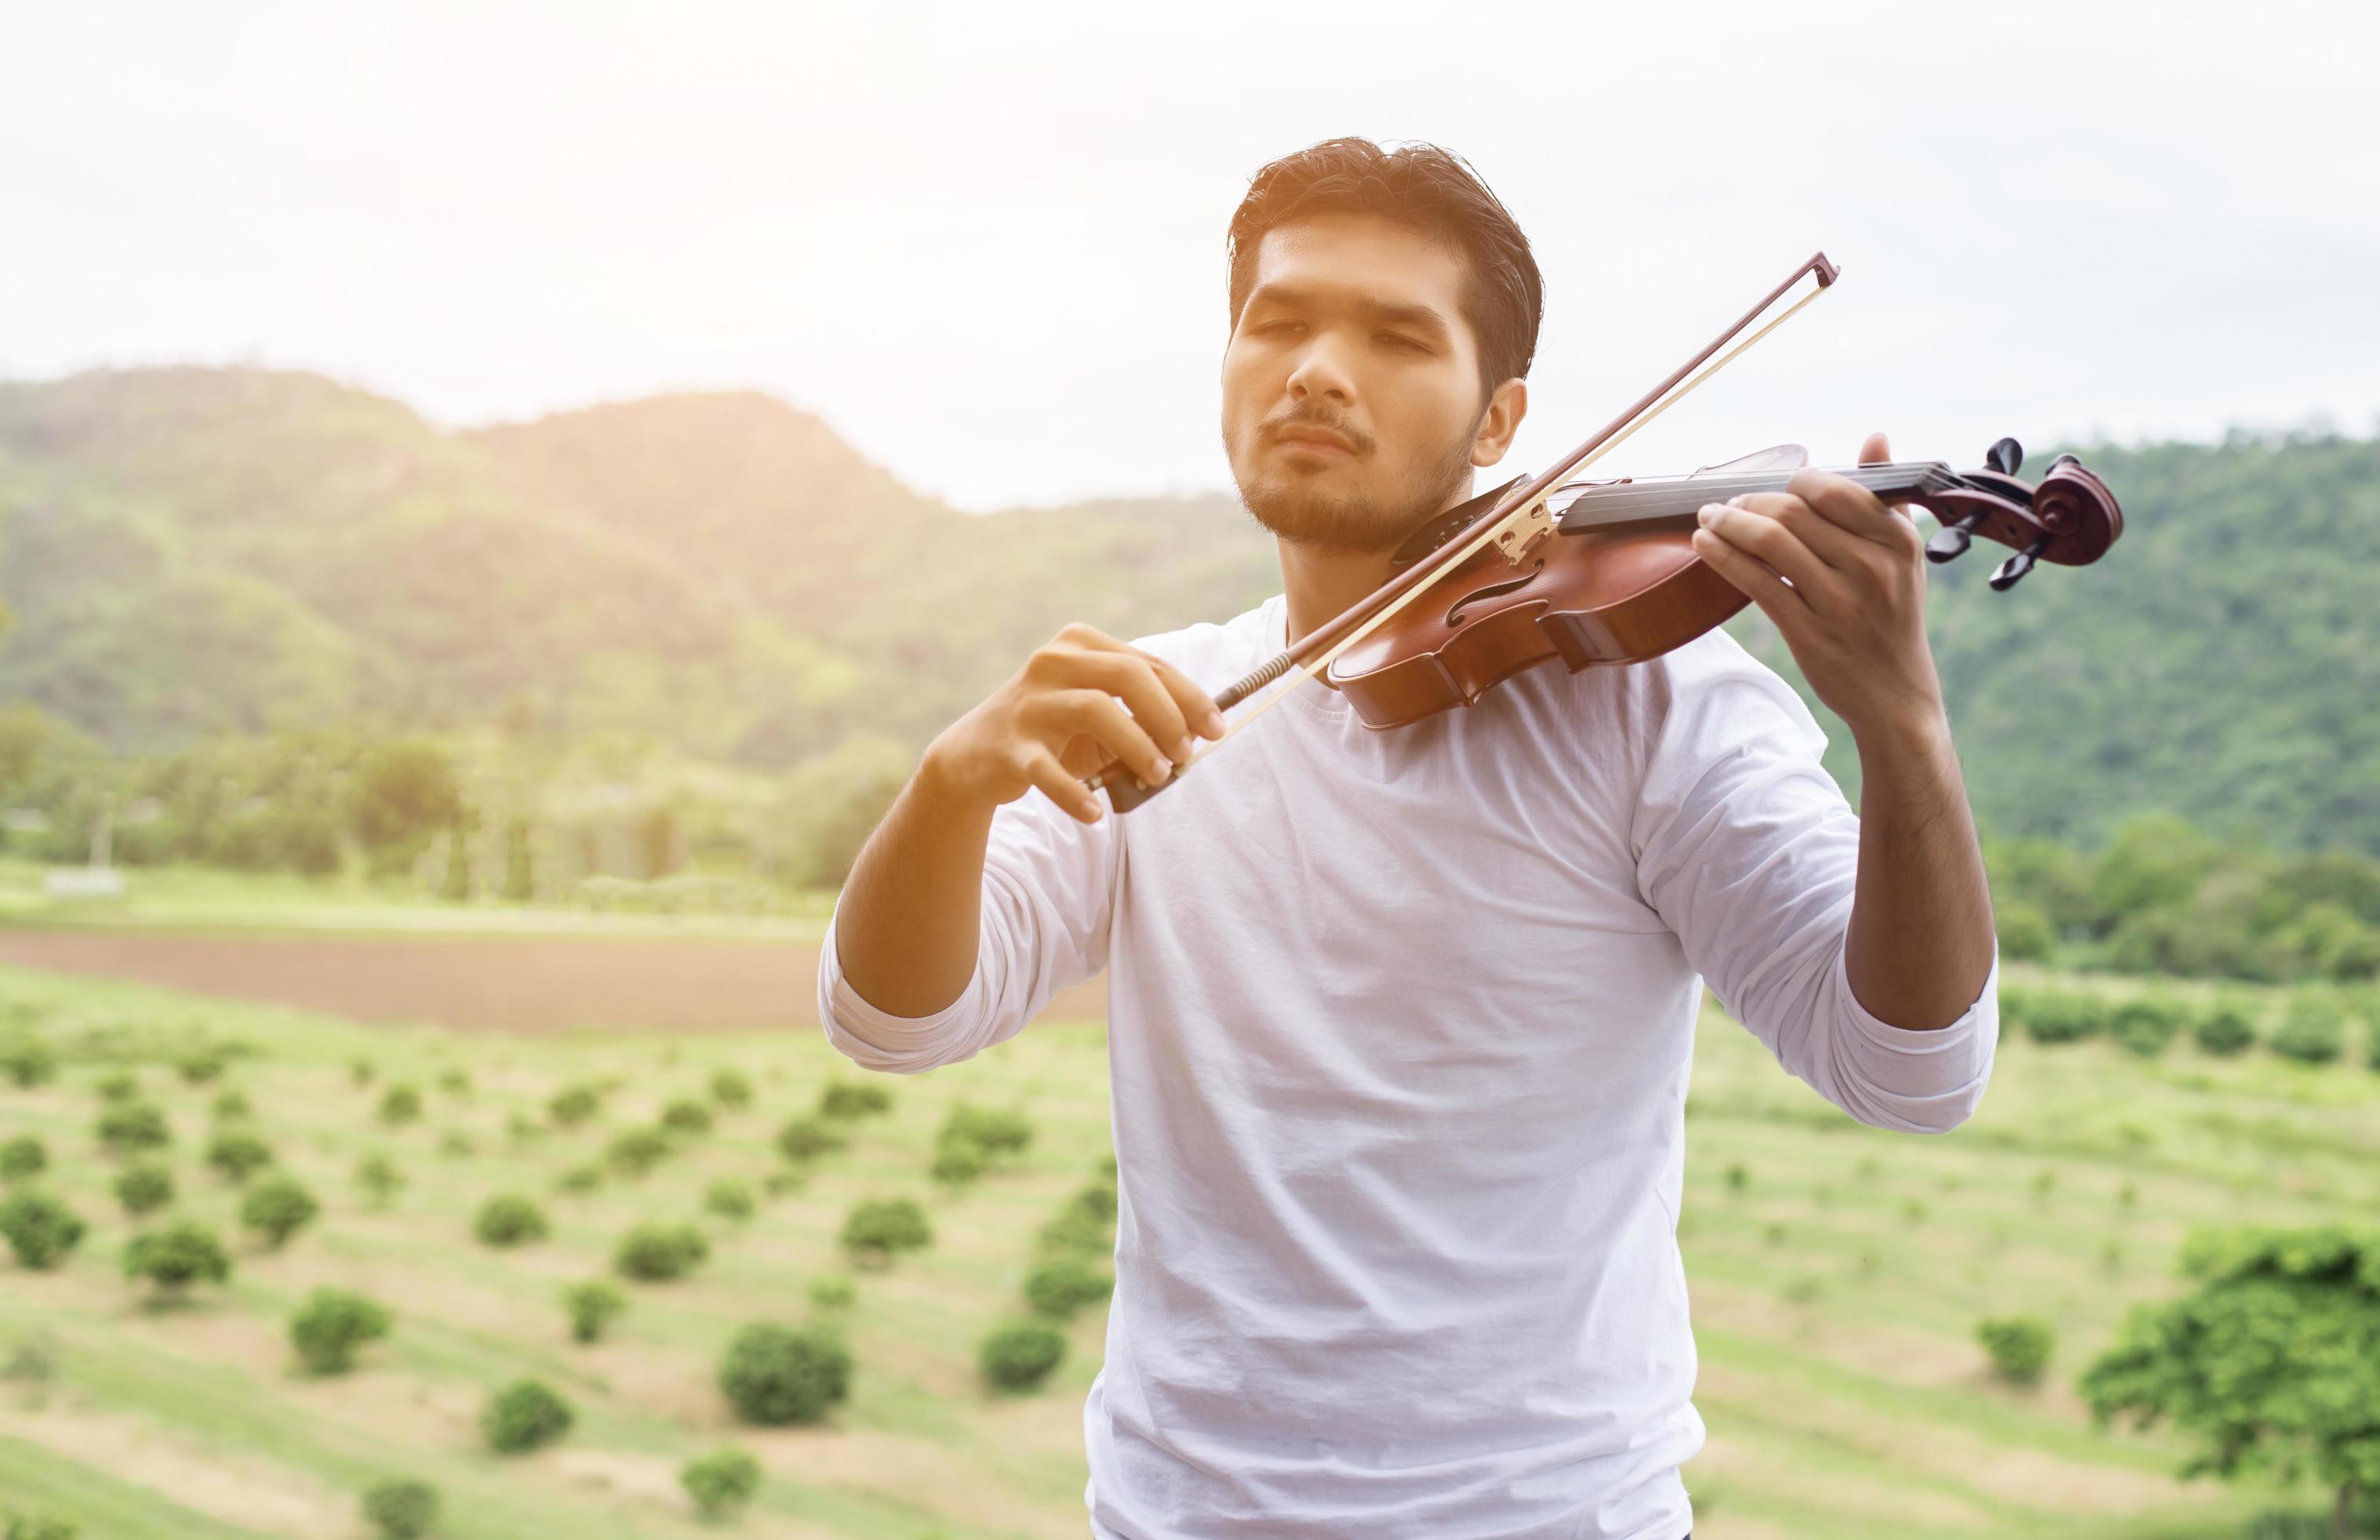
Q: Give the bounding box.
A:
[1273,427,1357,458]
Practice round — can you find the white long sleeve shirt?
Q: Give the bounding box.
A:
[818,590,1998,1540]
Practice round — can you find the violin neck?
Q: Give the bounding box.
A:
[1555,460,1953,536]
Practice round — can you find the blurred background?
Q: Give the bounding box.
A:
[2,2,2377,1538]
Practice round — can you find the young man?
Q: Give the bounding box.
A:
[820,138,1998,1539]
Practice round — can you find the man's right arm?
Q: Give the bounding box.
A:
[829,622,1227,1025]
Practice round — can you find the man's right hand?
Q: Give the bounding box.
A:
[922,622,1228,824]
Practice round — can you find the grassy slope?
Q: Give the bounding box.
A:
[0,964,2374,1538]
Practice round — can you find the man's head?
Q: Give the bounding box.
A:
[1220,138,1542,554]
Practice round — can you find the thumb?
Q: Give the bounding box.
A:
[1858,431,1890,465]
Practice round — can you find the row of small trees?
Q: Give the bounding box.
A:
[2000,981,2380,1069]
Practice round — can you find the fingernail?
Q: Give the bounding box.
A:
[1697,502,1723,525]
[1175,736,1196,762]
[1204,710,1227,737]
[1148,758,1172,784]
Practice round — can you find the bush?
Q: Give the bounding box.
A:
[0,1136,46,1183]
[356,1153,407,1207]
[437,1067,471,1097]
[717,1322,852,1425]
[819,1081,893,1120]
[0,1036,57,1088]
[2016,991,2102,1045]
[176,1047,228,1084]
[0,1192,86,1270]
[548,1084,601,1128]
[481,1379,574,1454]
[555,1164,603,1195]
[705,1179,756,1222]
[436,1129,475,1160]
[1036,1206,1113,1258]
[471,1193,550,1248]
[807,1274,856,1312]
[2192,1005,2257,1056]
[360,1478,441,1539]
[929,1141,986,1186]
[240,1176,321,1249]
[614,1223,710,1282]
[290,1287,392,1375]
[776,1116,847,1162]
[1024,1256,1114,1319]
[1994,899,2055,962]
[94,1070,139,1102]
[680,1446,763,1519]
[124,1221,231,1295]
[1068,1182,1118,1223]
[605,1126,672,1177]
[978,1319,1066,1392]
[840,1197,932,1267]
[114,1162,174,1216]
[2271,994,2345,1064]
[0,1512,79,1540]
[211,1087,252,1121]
[940,1102,1031,1157]
[2110,998,2183,1058]
[205,1129,276,1184]
[562,1279,627,1344]
[376,1084,423,1126]
[1976,1314,2055,1385]
[708,1068,753,1110]
[350,1056,377,1087]
[96,1100,171,1154]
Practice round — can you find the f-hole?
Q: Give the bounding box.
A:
[1447,556,1545,628]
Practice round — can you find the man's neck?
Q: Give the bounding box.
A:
[1274,475,1520,649]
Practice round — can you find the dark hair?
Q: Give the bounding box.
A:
[1225,138,1544,401]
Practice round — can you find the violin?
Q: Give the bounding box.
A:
[1087,253,2124,812]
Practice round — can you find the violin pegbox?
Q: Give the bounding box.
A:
[1920,437,2123,591]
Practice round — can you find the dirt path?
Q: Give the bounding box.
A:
[0,928,1108,1034]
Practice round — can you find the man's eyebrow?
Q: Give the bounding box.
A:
[1242,283,1454,339]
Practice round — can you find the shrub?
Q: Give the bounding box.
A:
[1994,899,2055,962]
[211,1087,252,1121]
[819,1081,893,1120]
[436,1129,475,1160]
[96,1099,171,1154]
[2110,998,2183,1058]
[437,1067,471,1097]
[0,1192,86,1270]
[614,1223,710,1282]
[2192,1005,2257,1056]
[1024,1256,1114,1319]
[1976,1314,2055,1385]
[94,1070,139,1102]
[240,1176,321,1249]
[114,1162,174,1216]
[124,1221,231,1296]
[704,1179,756,1222]
[708,1068,753,1110]
[548,1084,601,1128]
[1036,1206,1113,1258]
[562,1279,627,1344]
[717,1322,852,1425]
[1,1511,79,1540]
[1723,1162,1750,1194]
[2018,991,2102,1044]
[176,1047,228,1084]
[940,1102,1030,1157]
[0,1137,46,1183]
[0,1036,57,1088]
[555,1164,603,1194]
[360,1478,441,1539]
[376,1084,423,1126]
[290,1287,392,1374]
[978,1319,1066,1392]
[481,1379,574,1454]
[776,1116,846,1162]
[205,1129,276,1184]
[761,1168,806,1197]
[929,1141,986,1186]
[356,1153,406,1207]
[1068,1182,1118,1223]
[807,1274,856,1312]
[473,1194,549,1248]
[605,1126,672,1177]
[680,1446,763,1519]
[840,1198,932,1267]
[2271,994,2345,1064]
[350,1056,377,1087]
[660,1098,713,1137]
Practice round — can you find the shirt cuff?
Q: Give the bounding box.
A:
[1824,944,1999,1127]
[816,915,992,1057]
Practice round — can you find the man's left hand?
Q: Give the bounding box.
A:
[1689,431,1945,742]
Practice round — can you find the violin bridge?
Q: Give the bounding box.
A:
[1492,497,1555,563]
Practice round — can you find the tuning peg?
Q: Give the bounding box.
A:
[1985,437,2023,476]
[2048,452,2079,471]
[1927,512,1982,563]
[1989,534,2051,592]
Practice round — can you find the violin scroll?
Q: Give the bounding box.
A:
[1920,438,2123,591]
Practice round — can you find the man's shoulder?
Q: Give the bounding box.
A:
[1125,594,1282,682]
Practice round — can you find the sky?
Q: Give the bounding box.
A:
[7,0,2378,512]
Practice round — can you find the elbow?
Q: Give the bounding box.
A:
[817,1011,963,1076]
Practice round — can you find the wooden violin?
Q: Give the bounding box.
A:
[1086,252,2124,812]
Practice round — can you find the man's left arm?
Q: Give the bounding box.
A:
[1689,431,1995,1031]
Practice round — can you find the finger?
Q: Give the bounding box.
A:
[1859,431,1890,466]
[1054,624,1226,740]
[1029,688,1172,789]
[1783,468,1916,553]
[1019,745,1104,823]
[1063,650,1197,763]
[1726,490,1867,571]
[1690,525,1808,629]
[1699,500,1843,600]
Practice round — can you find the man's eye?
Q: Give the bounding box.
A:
[1378,333,1425,352]
[1256,320,1300,337]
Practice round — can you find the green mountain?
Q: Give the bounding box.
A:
[1,366,2372,852]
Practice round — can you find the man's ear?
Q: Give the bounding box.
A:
[1471,378,1528,467]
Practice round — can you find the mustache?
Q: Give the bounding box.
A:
[1263,408,1372,453]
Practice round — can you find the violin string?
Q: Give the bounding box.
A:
[1122,274,1840,787]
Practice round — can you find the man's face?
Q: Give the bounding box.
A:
[1221,211,1511,553]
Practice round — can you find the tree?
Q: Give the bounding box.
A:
[0,1136,46,1183]
[776,1116,846,1162]
[680,1446,763,1520]
[717,1322,852,1425]
[614,1223,710,1282]
[95,1100,171,1155]
[472,1194,550,1248]
[839,1198,932,1268]
[377,1084,424,1126]
[360,1479,441,1539]
[481,1379,574,1454]
[1975,1314,2055,1385]
[562,1279,626,1344]
[240,1176,321,1249]
[290,1287,392,1375]
[979,1320,1066,1392]
[355,1153,407,1207]
[204,1129,276,1183]
[1024,1256,1114,1320]
[2081,1226,2380,1539]
[113,1162,174,1216]
[124,1221,232,1297]
[818,1081,892,1121]
[708,1068,753,1110]
[0,1192,86,1270]
[605,1126,671,1177]
[351,742,464,877]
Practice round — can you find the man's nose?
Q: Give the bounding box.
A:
[1285,336,1356,405]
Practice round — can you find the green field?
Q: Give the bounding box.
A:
[2,961,2375,1539]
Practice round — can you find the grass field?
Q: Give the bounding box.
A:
[2,959,2375,1539]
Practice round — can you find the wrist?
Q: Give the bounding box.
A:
[1845,697,1953,764]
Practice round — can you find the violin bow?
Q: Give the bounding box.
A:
[1087,251,1843,812]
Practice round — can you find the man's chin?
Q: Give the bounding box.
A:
[1238,482,1408,554]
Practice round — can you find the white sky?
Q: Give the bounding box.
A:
[7,0,2378,512]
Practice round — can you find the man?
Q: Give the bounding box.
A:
[820,138,1998,1539]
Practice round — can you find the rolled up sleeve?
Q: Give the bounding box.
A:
[1631,632,1997,1135]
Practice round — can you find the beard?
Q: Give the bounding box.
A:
[1233,408,1484,556]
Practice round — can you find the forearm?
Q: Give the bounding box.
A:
[1842,710,1997,1031]
[832,747,999,1018]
